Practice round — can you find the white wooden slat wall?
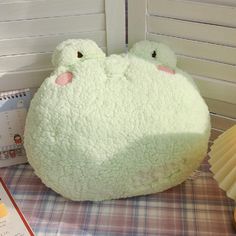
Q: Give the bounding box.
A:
[0,0,126,92]
[128,0,236,141]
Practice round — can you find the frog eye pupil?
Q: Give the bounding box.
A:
[77,51,83,58]
[152,50,157,58]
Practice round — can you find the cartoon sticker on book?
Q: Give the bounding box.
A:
[9,150,16,158]
[13,134,22,145]
[2,151,9,159]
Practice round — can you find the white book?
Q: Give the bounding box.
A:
[0,89,33,168]
[0,178,34,235]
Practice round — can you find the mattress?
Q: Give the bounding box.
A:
[0,157,234,236]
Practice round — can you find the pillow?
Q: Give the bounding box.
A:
[24,39,210,201]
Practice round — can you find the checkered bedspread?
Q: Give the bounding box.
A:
[0,158,235,236]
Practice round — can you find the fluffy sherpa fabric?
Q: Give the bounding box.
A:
[24,39,210,201]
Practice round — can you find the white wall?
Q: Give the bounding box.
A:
[128,0,236,140]
[0,0,126,91]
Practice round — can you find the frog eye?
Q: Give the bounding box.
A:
[77,51,83,58]
[152,50,157,58]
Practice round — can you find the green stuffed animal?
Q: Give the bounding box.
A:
[24,39,210,201]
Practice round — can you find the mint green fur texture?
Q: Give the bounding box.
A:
[24,40,210,201]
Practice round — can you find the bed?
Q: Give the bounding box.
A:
[0,157,235,236]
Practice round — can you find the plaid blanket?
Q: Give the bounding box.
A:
[0,158,235,236]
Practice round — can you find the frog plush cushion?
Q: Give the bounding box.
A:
[24,39,210,201]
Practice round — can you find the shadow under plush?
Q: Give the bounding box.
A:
[24,39,210,201]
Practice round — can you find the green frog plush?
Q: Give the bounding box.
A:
[24,39,210,201]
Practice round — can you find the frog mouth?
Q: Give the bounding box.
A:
[157,65,175,74]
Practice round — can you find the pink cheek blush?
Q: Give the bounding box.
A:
[157,65,175,75]
[55,72,73,86]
